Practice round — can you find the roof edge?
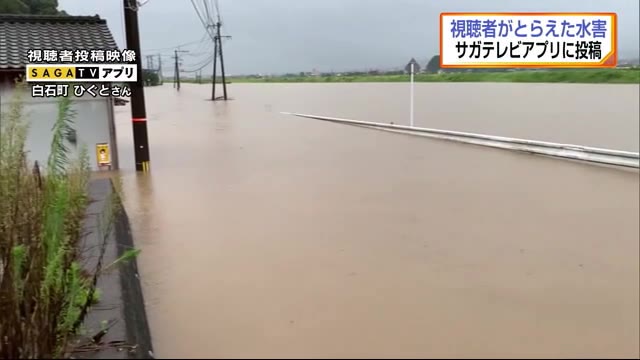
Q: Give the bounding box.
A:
[0,14,106,24]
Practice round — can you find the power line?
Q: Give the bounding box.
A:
[214,0,222,24]
[155,42,211,59]
[196,0,208,21]
[165,53,213,73]
[182,51,215,71]
[182,56,215,73]
[202,0,213,25]
[157,44,212,66]
[179,42,215,70]
[183,48,215,59]
[184,51,213,58]
[142,32,209,53]
[190,0,214,40]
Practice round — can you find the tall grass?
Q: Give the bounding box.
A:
[0,81,97,358]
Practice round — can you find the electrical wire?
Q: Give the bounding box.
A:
[214,0,222,24]
[202,0,213,26]
[180,39,215,59]
[181,55,215,73]
[142,31,209,53]
[184,49,214,57]
[190,0,215,40]
[181,0,230,76]
[183,46,215,64]
[173,41,215,73]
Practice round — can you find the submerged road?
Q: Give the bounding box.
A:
[113,83,639,358]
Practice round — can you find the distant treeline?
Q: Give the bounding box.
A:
[0,0,68,15]
[234,67,635,79]
[234,54,639,79]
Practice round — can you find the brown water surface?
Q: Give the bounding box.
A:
[113,83,639,358]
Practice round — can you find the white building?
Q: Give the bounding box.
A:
[0,14,120,170]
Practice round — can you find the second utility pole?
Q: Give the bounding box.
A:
[123,0,150,172]
[174,49,188,91]
[210,21,230,101]
[157,54,163,85]
[174,50,179,90]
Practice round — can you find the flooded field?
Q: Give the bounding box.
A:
[113,83,639,358]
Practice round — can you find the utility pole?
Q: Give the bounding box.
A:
[123,0,150,172]
[146,55,155,70]
[211,25,217,100]
[157,54,163,85]
[210,21,231,101]
[174,49,188,91]
[174,50,178,89]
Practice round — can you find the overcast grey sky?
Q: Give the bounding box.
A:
[59,0,639,75]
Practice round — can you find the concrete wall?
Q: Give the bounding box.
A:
[70,178,154,359]
[0,80,119,171]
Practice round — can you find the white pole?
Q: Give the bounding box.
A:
[410,63,415,127]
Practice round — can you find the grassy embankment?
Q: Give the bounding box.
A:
[0,81,136,358]
[220,68,640,84]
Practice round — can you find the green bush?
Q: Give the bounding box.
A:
[143,70,160,87]
[0,82,94,358]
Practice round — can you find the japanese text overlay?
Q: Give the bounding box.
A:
[440,13,617,68]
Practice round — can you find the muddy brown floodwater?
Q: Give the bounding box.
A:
[113,83,639,359]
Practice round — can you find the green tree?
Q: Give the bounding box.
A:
[0,0,29,13]
[27,0,60,14]
[426,55,441,73]
[0,0,66,15]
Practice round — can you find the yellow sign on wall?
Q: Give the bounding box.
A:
[96,143,111,167]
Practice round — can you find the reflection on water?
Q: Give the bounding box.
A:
[112,83,639,358]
